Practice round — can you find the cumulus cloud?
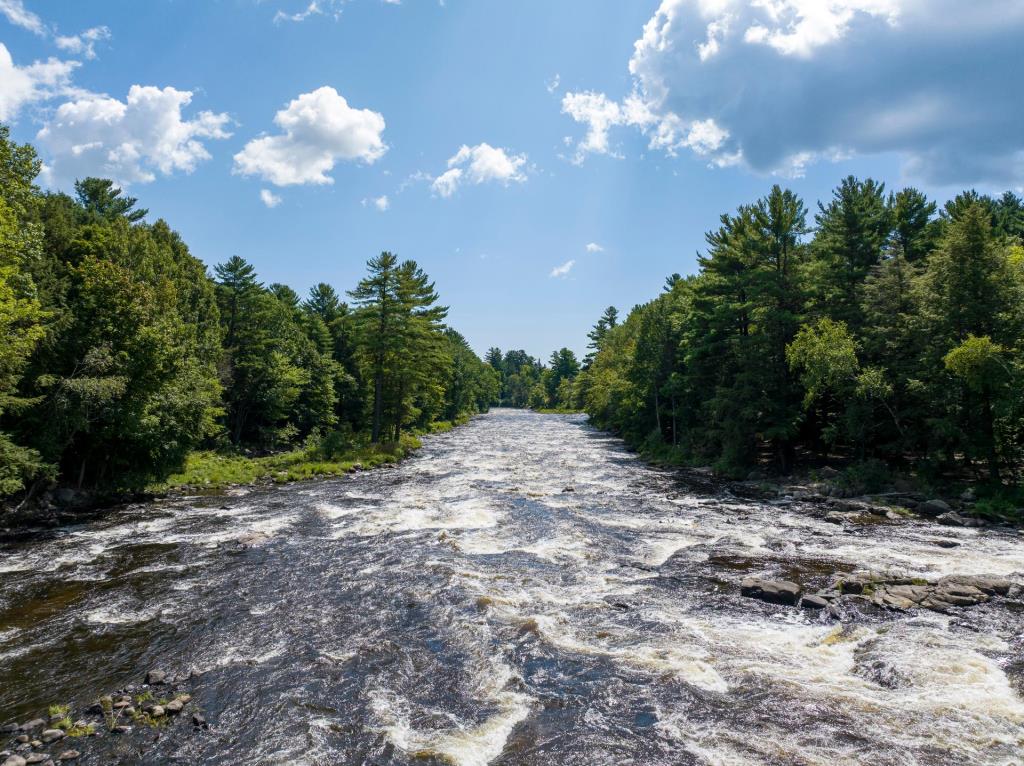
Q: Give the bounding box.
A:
[36,85,232,187]
[431,142,527,197]
[260,189,282,207]
[234,86,387,186]
[0,0,45,35]
[0,43,78,121]
[373,194,390,211]
[55,26,111,59]
[550,259,575,278]
[585,242,604,253]
[563,0,1024,185]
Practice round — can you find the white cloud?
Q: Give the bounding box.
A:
[373,194,389,211]
[562,0,1024,185]
[36,85,232,187]
[260,189,282,207]
[560,91,625,161]
[546,73,560,94]
[549,259,575,278]
[275,1,324,23]
[234,86,387,186]
[0,43,78,122]
[55,26,111,60]
[430,143,527,197]
[0,0,44,35]
[585,242,604,253]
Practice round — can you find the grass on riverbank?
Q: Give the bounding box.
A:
[153,415,473,493]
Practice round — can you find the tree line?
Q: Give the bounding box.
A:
[0,126,498,501]
[568,178,1024,491]
[483,346,581,410]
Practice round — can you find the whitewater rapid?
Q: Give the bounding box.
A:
[1,410,1022,765]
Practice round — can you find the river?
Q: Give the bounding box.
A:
[1,410,1023,765]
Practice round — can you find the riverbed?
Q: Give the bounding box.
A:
[1,410,1022,765]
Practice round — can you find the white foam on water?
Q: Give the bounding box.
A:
[418,690,532,766]
[370,657,533,766]
[639,534,701,566]
[84,600,165,625]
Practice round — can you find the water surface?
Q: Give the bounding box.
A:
[1,410,1022,764]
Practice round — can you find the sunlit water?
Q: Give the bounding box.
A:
[1,410,1022,765]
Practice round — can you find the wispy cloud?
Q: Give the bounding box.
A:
[55,26,111,60]
[260,189,282,207]
[0,0,45,35]
[549,259,575,278]
[362,192,389,210]
[585,242,604,253]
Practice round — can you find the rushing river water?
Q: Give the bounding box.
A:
[1,410,1023,765]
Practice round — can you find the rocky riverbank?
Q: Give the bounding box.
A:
[1,672,202,766]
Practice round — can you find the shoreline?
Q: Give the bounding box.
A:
[0,415,475,539]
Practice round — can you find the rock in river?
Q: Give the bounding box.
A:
[800,594,830,609]
[145,669,167,685]
[39,731,63,745]
[741,578,801,605]
[918,498,951,516]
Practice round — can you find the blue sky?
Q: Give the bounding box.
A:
[2,0,1022,359]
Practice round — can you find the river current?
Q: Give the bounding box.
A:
[1,410,1022,765]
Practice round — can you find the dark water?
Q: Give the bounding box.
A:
[1,410,1023,765]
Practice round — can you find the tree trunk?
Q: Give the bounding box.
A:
[371,367,383,443]
[982,389,1000,483]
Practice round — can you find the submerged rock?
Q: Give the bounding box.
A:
[145,669,167,685]
[57,752,79,762]
[740,578,801,605]
[39,731,63,745]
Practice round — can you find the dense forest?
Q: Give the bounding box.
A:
[562,179,1024,505]
[0,126,498,503]
[483,346,581,410]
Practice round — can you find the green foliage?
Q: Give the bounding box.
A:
[0,125,491,504]
[787,318,859,407]
[578,175,1024,491]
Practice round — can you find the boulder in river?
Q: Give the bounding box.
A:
[800,594,829,609]
[17,721,44,733]
[918,499,951,516]
[3,755,27,766]
[741,578,801,605]
[39,731,63,745]
[24,755,49,765]
[57,752,79,762]
[145,669,167,685]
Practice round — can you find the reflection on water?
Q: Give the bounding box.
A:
[1,410,1022,765]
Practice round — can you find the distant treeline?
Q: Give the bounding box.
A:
[481,347,582,410]
[0,126,498,500]
[568,179,1024,488]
